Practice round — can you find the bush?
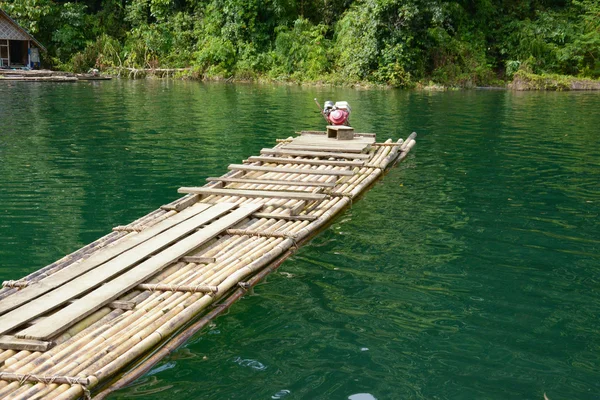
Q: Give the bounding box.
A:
[68,34,123,72]
[195,36,236,75]
[272,18,331,80]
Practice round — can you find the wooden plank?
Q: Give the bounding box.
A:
[0,203,235,337]
[160,194,200,212]
[0,203,214,316]
[261,148,371,160]
[289,201,306,215]
[292,134,374,143]
[0,335,54,351]
[226,164,354,176]
[206,177,336,188]
[64,299,136,310]
[246,156,364,167]
[284,142,365,151]
[253,213,317,221]
[177,187,328,201]
[296,131,376,138]
[282,145,367,153]
[180,256,216,264]
[17,204,262,340]
[288,135,373,151]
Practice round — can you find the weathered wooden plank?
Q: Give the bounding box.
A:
[246,156,364,167]
[226,164,354,176]
[177,187,328,201]
[17,204,262,340]
[160,194,200,212]
[284,143,366,152]
[62,299,136,310]
[0,335,54,351]
[261,148,371,160]
[0,203,235,336]
[206,177,336,188]
[285,140,367,149]
[291,134,374,143]
[281,145,367,153]
[287,135,374,151]
[289,200,306,215]
[296,131,376,138]
[180,256,216,264]
[0,203,214,316]
[253,212,317,221]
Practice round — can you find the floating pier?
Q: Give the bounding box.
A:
[0,69,111,82]
[0,129,416,399]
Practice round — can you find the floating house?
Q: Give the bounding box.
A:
[0,9,45,68]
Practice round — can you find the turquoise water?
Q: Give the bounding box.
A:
[1,81,599,400]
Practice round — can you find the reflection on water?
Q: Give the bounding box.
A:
[1,81,599,400]
[271,389,291,399]
[349,394,377,400]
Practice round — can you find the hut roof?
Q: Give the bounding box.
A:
[0,8,46,52]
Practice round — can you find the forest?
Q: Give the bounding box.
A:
[1,0,599,86]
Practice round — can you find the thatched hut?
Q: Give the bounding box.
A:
[0,9,46,68]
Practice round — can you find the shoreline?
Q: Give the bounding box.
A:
[3,67,600,91]
[97,69,600,91]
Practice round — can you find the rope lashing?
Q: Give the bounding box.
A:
[2,280,29,288]
[0,372,90,386]
[225,229,298,240]
[137,283,219,294]
[112,225,144,232]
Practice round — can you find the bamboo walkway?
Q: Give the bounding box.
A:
[0,130,417,399]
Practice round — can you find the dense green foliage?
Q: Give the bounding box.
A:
[2,0,599,86]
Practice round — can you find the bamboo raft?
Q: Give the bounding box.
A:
[0,129,417,399]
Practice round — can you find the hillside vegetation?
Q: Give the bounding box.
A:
[2,0,599,86]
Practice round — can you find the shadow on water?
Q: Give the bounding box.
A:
[0,81,599,399]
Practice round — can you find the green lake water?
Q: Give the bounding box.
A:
[1,80,599,400]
